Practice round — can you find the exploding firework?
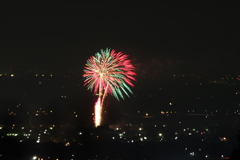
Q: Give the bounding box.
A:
[83,48,136,127]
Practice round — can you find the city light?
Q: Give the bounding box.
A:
[0,62,239,159]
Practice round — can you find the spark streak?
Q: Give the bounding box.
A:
[94,97,102,127]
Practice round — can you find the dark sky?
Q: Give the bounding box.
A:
[0,1,239,73]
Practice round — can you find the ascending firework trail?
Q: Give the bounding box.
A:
[83,48,136,127]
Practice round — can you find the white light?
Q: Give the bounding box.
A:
[32,156,37,160]
[190,152,195,157]
[144,137,147,140]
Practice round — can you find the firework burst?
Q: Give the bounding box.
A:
[83,48,136,127]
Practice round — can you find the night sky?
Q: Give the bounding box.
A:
[0,1,239,73]
[1,2,240,159]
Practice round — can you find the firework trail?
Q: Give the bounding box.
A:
[83,48,136,127]
[94,97,102,127]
